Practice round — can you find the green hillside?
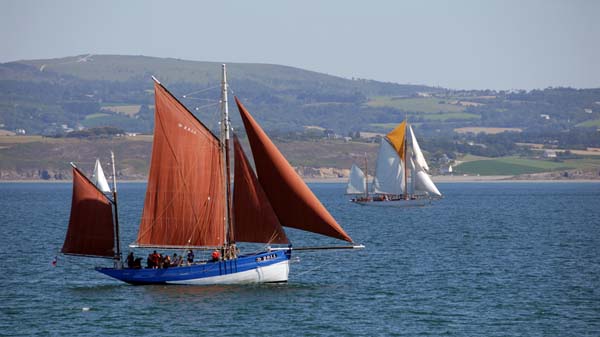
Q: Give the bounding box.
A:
[20,55,434,96]
[1,54,600,142]
[0,55,439,135]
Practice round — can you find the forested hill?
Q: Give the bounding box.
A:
[1,54,600,137]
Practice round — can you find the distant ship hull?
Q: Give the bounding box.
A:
[352,197,430,207]
[96,249,291,285]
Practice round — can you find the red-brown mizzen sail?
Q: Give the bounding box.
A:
[235,97,353,242]
[62,167,115,258]
[136,82,225,247]
[232,135,289,244]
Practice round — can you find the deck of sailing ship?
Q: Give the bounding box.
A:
[61,65,363,285]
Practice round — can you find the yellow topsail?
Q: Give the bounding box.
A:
[385,120,407,161]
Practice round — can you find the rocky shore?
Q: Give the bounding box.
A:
[3,166,599,183]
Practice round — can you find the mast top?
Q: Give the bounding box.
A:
[151,75,161,84]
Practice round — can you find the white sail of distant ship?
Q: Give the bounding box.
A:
[347,120,441,207]
[408,126,441,197]
[92,159,111,193]
[372,140,405,195]
[346,164,367,195]
[409,125,429,172]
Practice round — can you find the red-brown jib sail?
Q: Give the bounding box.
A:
[235,97,353,243]
[232,135,289,244]
[136,82,225,247]
[62,167,115,258]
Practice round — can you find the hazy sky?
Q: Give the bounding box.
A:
[2,0,599,90]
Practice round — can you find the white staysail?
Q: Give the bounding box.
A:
[346,164,367,195]
[414,170,442,197]
[93,159,111,193]
[408,157,416,195]
[373,140,404,195]
[409,125,429,172]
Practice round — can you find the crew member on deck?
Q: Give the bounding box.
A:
[146,253,153,269]
[187,250,194,265]
[151,250,160,269]
[211,250,220,262]
[172,253,182,267]
[126,252,135,268]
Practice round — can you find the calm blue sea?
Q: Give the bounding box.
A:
[1,182,599,336]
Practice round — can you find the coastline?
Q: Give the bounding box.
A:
[2,175,599,184]
[305,175,600,183]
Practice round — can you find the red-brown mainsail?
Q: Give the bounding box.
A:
[136,82,225,247]
[62,167,115,257]
[235,97,353,243]
[232,135,289,244]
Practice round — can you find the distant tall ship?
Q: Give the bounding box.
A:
[346,120,442,207]
[62,65,363,285]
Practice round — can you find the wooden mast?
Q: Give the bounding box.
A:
[221,64,234,258]
[364,152,369,200]
[403,121,408,200]
[110,151,122,265]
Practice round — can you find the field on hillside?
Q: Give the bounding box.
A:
[101,104,142,116]
[84,113,111,120]
[366,97,465,113]
[421,112,480,121]
[453,156,600,175]
[455,127,523,134]
[576,119,600,128]
[0,135,70,144]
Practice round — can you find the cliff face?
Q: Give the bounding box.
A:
[0,168,70,180]
[3,162,599,182]
[0,136,366,181]
[0,137,153,181]
[294,166,350,179]
[0,168,148,181]
[0,166,351,181]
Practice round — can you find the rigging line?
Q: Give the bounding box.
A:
[226,84,239,97]
[239,234,286,256]
[184,98,218,102]
[200,97,222,133]
[181,85,220,98]
[246,243,277,256]
[193,101,220,112]
[248,233,282,255]
[266,230,285,247]
[184,182,218,247]
[294,258,338,277]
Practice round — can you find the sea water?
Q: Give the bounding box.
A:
[1,182,599,336]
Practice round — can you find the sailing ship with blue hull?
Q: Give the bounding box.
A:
[62,65,362,285]
[346,120,442,207]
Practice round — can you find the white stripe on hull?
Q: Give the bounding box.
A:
[166,260,290,285]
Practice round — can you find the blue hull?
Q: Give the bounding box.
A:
[96,249,291,285]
